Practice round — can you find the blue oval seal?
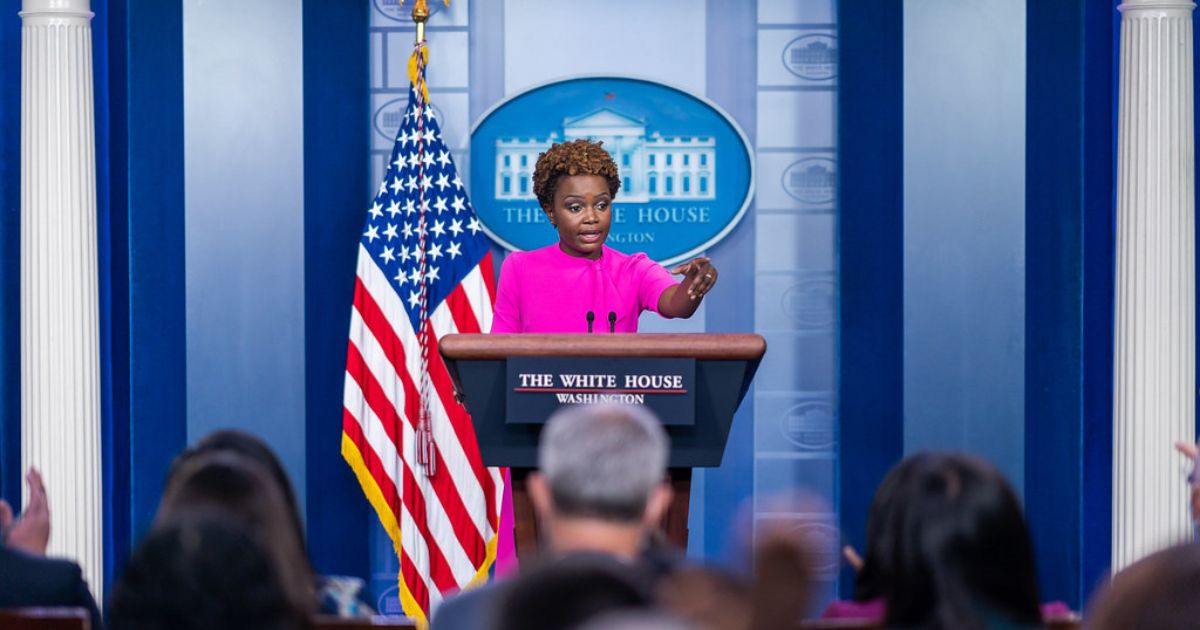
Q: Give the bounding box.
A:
[470,77,755,265]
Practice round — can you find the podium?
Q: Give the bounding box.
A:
[440,333,765,560]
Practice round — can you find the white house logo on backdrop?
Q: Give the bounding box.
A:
[782,157,835,205]
[783,34,837,81]
[792,521,840,579]
[780,400,835,450]
[374,98,445,144]
[471,77,754,265]
[495,109,716,203]
[783,278,835,330]
[373,0,446,22]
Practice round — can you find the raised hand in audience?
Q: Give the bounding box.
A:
[0,468,50,555]
[841,545,864,572]
[1175,441,1200,525]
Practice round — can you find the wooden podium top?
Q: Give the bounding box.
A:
[439,332,766,361]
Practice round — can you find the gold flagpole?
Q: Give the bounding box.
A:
[412,0,430,45]
[404,0,450,45]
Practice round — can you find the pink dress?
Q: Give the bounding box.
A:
[489,244,680,577]
[490,244,679,333]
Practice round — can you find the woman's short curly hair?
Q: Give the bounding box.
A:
[532,139,622,211]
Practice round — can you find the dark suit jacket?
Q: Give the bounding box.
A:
[0,545,104,630]
[429,581,500,630]
[430,547,684,630]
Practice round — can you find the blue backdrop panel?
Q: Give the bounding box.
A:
[0,0,22,507]
[1079,0,1117,603]
[182,0,309,514]
[302,0,371,580]
[703,0,758,570]
[836,0,905,598]
[902,0,1027,491]
[1024,0,1116,609]
[752,2,840,605]
[97,0,188,591]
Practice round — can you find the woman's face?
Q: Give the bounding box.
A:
[546,174,612,260]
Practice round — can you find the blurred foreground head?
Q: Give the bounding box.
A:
[157,449,315,615]
[1087,543,1200,630]
[110,512,308,630]
[495,555,652,630]
[169,429,306,547]
[879,452,1041,630]
[657,531,815,630]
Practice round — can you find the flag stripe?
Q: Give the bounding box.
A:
[478,251,497,305]
[340,418,433,612]
[345,343,478,588]
[357,251,498,537]
[344,362,462,593]
[353,273,495,548]
[457,260,495,333]
[338,427,436,614]
[421,312,499,521]
[347,310,488,577]
[445,285,482,335]
[342,399,402,520]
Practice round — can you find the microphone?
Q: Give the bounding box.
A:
[586,310,595,333]
[608,311,617,334]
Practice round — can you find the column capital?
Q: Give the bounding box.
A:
[19,0,92,20]
[1118,0,1196,14]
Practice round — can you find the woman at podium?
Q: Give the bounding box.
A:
[490,138,717,334]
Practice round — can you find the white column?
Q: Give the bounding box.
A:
[1114,0,1197,570]
[20,0,103,596]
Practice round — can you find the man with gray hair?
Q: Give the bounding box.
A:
[528,403,673,559]
[431,404,675,630]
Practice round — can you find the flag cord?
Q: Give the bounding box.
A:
[412,40,436,478]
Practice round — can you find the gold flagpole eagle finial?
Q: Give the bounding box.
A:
[399,0,449,45]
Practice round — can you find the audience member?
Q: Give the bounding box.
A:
[749,528,815,628]
[0,468,104,630]
[169,430,373,616]
[431,403,674,630]
[0,468,50,554]
[171,430,307,551]
[529,403,673,562]
[109,511,308,630]
[879,453,1042,630]
[1085,542,1200,630]
[658,566,752,630]
[1174,440,1200,525]
[657,527,815,630]
[494,555,653,630]
[577,610,697,630]
[823,453,1072,628]
[156,450,316,617]
[820,459,911,620]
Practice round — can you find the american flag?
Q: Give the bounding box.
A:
[341,42,502,624]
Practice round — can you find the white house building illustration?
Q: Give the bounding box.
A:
[494,108,716,203]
